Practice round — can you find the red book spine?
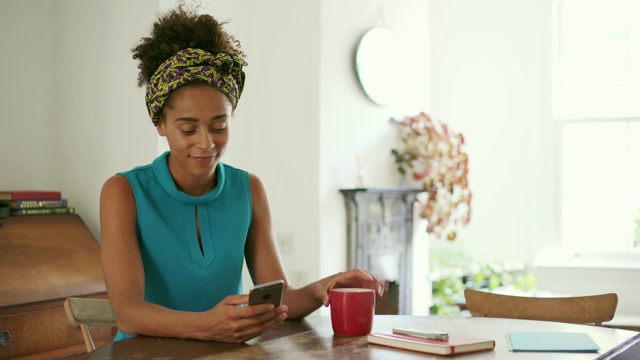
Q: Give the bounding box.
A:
[0,191,62,201]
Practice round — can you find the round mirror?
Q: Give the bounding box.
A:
[355,28,405,106]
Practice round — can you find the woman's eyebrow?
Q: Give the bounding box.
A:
[174,114,229,123]
[211,114,229,121]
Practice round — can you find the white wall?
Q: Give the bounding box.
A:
[55,0,160,235]
[428,0,556,264]
[0,0,160,235]
[0,0,567,277]
[0,1,58,189]
[0,0,428,305]
[2,0,636,317]
[318,0,430,280]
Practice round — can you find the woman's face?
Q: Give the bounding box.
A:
[156,84,232,187]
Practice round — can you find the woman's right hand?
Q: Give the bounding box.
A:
[200,294,288,343]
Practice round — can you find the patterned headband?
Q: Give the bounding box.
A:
[145,48,247,125]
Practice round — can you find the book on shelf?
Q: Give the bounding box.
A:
[6,199,69,209]
[367,332,495,356]
[10,207,76,216]
[0,190,62,201]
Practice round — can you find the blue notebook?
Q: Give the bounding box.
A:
[506,332,600,353]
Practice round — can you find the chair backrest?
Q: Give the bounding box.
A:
[63,297,116,352]
[463,289,618,326]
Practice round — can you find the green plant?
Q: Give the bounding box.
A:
[429,249,537,316]
[431,271,466,316]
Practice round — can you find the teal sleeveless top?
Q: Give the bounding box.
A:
[114,151,252,340]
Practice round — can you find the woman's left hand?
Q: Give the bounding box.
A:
[316,269,388,307]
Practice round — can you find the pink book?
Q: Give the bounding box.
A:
[367,332,495,356]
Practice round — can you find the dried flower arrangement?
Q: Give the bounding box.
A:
[391,112,472,240]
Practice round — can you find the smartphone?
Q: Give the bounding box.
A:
[248,279,284,306]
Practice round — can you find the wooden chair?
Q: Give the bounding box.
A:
[464,289,618,326]
[63,297,117,352]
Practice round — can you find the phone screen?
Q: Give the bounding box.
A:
[248,279,284,306]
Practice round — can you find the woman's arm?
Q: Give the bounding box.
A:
[100,174,285,342]
[244,174,387,319]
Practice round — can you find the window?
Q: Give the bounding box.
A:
[553,0,640,253]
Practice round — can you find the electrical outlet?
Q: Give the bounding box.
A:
[276,232,294,254]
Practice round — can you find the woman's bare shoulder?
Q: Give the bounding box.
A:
[248,173,269,199]
[101,174,135,208]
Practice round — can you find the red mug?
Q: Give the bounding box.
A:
[330,288,375,336]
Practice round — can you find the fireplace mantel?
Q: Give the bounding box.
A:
[340,187,424,314]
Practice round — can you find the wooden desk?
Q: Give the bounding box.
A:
[86,315,640,359]
[0,214,113,359]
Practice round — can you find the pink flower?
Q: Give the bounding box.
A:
[391,113,472,240]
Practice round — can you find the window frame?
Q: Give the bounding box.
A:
[552,0,640,254]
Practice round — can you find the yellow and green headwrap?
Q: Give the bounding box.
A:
[145,48,246,125]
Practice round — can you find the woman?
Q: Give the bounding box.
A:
[100,3,386,343]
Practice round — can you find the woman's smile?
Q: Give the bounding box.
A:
[191,154,217,164]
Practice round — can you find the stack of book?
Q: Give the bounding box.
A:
[0,190,76,216]
[367,328,495,356]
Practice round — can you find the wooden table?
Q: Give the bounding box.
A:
[85,315,640,359]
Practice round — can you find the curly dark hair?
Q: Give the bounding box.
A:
[132,2,245,88]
